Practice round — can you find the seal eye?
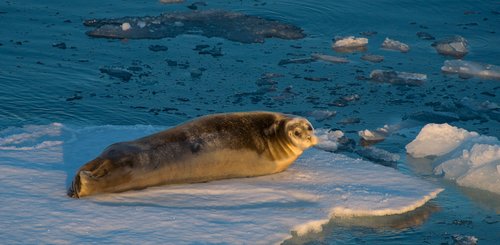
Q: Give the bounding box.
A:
[307,125,312,131]
[294,130,301,137]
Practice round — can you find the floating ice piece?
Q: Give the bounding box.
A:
[358,128,389,142]
[332,36,368,52]
[381,37,410,52]
[452,234,478,245]
[99,66,133,81]
[278,57,314,66]
[441,59,500,80]
[406,123,479,158]
[370,70,427,86]
[311,53,349,63]
[402,111,460,124]
[314,129,344,152]
[432,36,469,57]
[361,54,384,63]
[416,31,435,40]
[159,0,184,3]
[356,147,400,165]
[406,123,500,194]
[84,10,305,43]
[0,124,442,244]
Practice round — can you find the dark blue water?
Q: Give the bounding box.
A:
[1,0,499,244]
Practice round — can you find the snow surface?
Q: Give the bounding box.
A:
[406,123,500,195]
[0,124,442,244]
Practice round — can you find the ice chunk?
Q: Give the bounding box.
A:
[452,234,478,245]
[99,66,133,81]
[120,22,131,31]
[441,59,500,80]
[416,31,435,40]
[159,0,184,3]
[332,36,368,52]
[361,54,384,63]
[314,129,344,152]
[85,10,305,44]
[406,123,479,158]
[432,36,469,57]
[381,37,410,52]
[407,124,500,195]
[356,146,400,165]
[311,53,350,63]
[0,124,443,244]
[370,70,427,86]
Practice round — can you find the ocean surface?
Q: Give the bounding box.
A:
[1,0,499,244]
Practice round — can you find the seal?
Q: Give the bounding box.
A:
[68,111,318,198]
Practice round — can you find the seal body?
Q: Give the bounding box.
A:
[68,111,318,198]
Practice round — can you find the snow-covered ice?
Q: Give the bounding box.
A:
[406,123,500,195]
[332,36,368,52]
[0,124,443,244]
[441,60,500,80]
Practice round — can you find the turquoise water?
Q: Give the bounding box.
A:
[1,0,499,244]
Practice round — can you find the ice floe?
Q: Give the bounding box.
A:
[332,36,368,52]
[441,59,500,80]
[381,37,410,52]
[432,36,469,58]
[84,10,305,43]
[0,124,443,244]
[406,123,500,195]
[370,70,427,86]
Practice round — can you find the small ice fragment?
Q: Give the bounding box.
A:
[311,53,349,63]
[173,21,184,27]
[358,129,388,142]
[416,31,435,40]
[432,35,469,57]
[452,234,478,245]
[441,60,500,80]
[137,21,146,28]
[278,57,314,66]
[121,22,131,31]
[356,147,400,164]
[159,0,184,3]
[332,36,368,52]
[361,54,384,63]
[99,66,133,81]
[370,70,427,86]
[314,129,344,152]
[307,110,336,122]
[381,37,410,52]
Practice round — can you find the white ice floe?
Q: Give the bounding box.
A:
[381,37,410,52]
[0,124,443,244]
[441,60,500,80]
[406,123,500,195]
[332,36,368,49]
[121,22,131,31]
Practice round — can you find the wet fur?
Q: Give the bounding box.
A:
[68,111,316,198]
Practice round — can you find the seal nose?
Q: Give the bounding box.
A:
[310,134,319,145]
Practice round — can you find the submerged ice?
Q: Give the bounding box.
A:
[407,123,500,195]
[0,124,443,244]
[84,10,305,43]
